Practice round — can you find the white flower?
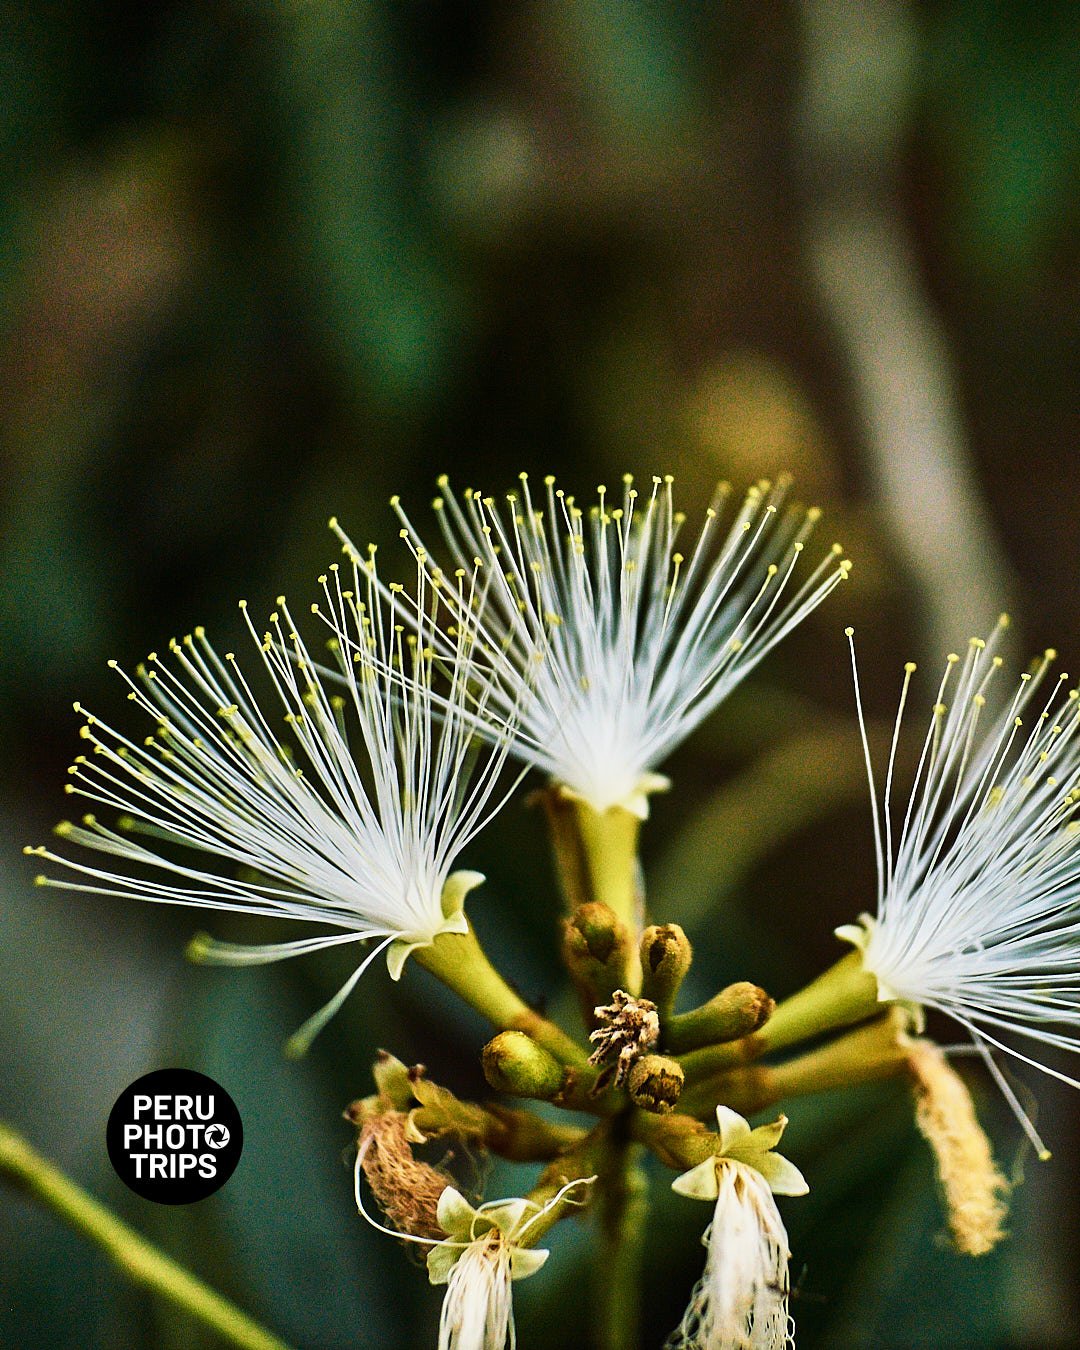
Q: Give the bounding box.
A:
[28,540,522,1053]
[667,1107,806,1350]
[389,474,849,817]
[427,1188,551,1350]
[841,616,1080,1152]
[354,1140,592,1350]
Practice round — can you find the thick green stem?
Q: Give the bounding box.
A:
[414,924,588,1065]
[757,950,881,1054]
[680,1011,910,1117]
[678,953,883,1084]
[572,803,643,933]
[595,1139,649,1350]
[0,1121,291,1350]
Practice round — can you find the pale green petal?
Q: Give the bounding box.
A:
[834,922,869,951]
[486,1198,533,1237]
[614,773,671,819]
[509,1247,549,1280]
[742,1114,788,1155]
[754,1152,809,1197]
[672,1157,720,1201]
[714,1105,753,1154]
[441,870,485,920]
[385,937,426,982]
[426,1241,462,1286]
[436,1186,477,1239]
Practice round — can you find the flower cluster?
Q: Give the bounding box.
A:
[29,471,1080,1349]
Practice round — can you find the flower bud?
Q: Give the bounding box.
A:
[627,1053,684,1114]
[482,1031,566,1101]
[561,901,635,1015]
[664,981,775,1054]
[639,923,693,1015]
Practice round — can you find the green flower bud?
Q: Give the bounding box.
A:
[482,1031,567,1101]
[561,902,635,1015]
[664,982,775,1054]
[639,923,693,1015]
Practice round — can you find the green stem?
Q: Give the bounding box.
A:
[0,1121,291,1350]
[680,1012,910,1117]
[414,924,588,1065]
[757,950,881,1055]
[677,953,882,1084]
[571,801,644,995]
[595,1139,649,1350]
[523,1124,612,1244]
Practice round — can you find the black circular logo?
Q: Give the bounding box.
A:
[106,1068,243,1204]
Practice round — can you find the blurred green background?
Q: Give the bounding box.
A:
[1,2,1078,1347]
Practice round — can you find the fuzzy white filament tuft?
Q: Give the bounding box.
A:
[841,616,1080,1153]
[29,540,523,1053]
[668,1166,794,1350]
[667,1108,805,1350]
[388,474,849,817]
[437,1233,516,1350]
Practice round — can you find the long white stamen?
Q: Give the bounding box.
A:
[33,535,524,1046]
[846,621,1080,1143]
[393,475,847,815]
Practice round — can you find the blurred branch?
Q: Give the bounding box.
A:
[0,1121,292,1350]
[798,0,1017,657]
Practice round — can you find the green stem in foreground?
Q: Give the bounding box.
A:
[595,1139,649,1350]
[0,1121,291,1350]
[414,923,588,1065]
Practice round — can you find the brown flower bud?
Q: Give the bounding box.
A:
[627,1053,685,1114]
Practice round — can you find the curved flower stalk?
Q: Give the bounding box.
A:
[28,548,524,1054]
[388,474,850,818]
[835,616,1080,1151]
[666,1107,806,1350]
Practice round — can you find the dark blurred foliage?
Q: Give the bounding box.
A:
[1,3,1078,1348]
